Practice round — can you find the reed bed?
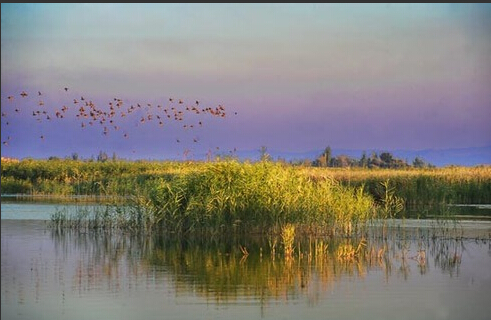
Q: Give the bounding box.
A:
[1,158,202,196]
[3,158,489,207]
[3,158,490,234]
[144,160,375,236]
[302,166,491,207]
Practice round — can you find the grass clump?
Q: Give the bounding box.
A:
[48,203,153,232]
[144,160,375,236]
[281,223,296,259]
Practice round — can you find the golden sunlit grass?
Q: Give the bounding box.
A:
[2,157,490,235]
[142,160,375,236]
[281,223,296,260]
[302,165,491,206]
[303,165,491,184]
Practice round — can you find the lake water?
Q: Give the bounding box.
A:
[2,201,491,320]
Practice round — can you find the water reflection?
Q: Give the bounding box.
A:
[48,226,478,306]
[3,219,491,320]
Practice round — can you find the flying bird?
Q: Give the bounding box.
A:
[3,88,235,159]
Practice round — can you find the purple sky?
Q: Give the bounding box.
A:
[1,3,490,160]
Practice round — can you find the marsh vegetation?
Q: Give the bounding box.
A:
[2,157,490,238]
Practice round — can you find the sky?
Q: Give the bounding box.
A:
[1,3,491,161]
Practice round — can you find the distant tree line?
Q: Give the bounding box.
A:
[42,146,433,169]
[311,146,434,169]
[46,151,119,163]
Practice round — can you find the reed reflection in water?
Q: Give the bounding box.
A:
[1,220,491,320]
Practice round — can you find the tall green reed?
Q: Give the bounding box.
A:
[144,160,375,236]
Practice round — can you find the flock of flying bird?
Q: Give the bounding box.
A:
[1,87,237,153]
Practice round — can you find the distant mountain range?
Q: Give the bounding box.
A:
[222,145,491,167]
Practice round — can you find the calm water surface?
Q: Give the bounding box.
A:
[2,201,491,320]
